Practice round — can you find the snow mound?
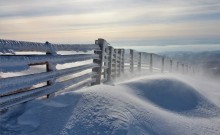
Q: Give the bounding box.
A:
[1,75,220,135]
[122,77,220,117]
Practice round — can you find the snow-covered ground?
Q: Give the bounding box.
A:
[1,74,220,135]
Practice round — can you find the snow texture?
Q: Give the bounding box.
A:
[1,74,220,135]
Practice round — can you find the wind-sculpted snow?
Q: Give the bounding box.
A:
[122,77,220,117]
[0,75,220,135]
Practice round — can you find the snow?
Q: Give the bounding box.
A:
[0,39,100,54]
[1,74,220,135]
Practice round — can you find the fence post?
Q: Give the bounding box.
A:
[118,49,122,76]
[188,66,191,73]
[186,65,189,74]
[189,65,192,73]
[138,52,142,71]
[114,49,118,78]
[190,66,192,73]
[103,44,109,83]
[107,46,113,82]
[177,62,179,72]
[45,41,57,98]
[192,67,195,74]
[170,60,173,73]
[130,49,134,72]
[121,49,125,73]
[182,63,184,74]
[161,57,165,73]
[91,38,107,85]
[149,53,153,72]
[112,49,116,79]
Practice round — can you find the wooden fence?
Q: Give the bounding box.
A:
[0,38,195,111]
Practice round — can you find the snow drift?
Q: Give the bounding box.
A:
[1,75,220,135]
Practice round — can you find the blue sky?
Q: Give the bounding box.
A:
[1,0,220,52]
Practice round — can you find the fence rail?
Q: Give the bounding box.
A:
[0,38,196,111]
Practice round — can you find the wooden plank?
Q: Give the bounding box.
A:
[0,54,99,72]
[58,79,96,94]
[0,63,98,96]
[0,39,100,53]
[0,73,96,110]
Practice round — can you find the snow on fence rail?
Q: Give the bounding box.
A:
[0,38,196,111]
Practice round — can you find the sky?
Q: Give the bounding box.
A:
[1,0,220,52]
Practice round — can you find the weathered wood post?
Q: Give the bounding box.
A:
[103,45,109,82]
[118,49,122,76]
[91,38,108,85]
[45,41,57,98]
[114,49,118,78]
[182,63,185,74]
[107,46,113,82]
[190,66,191,73]
[121,49,125,73]
[170,60,173,73]
[112,49,116,78]
[177,61,179,72]
[149,53,153,72]
[191,66,193,73]
[138,52,142,71]
[130,49,134,72]
[186,65,189,74]
[161,57,165,73]
[192,67,195,74]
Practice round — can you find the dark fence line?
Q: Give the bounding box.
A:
[0,38,196,111]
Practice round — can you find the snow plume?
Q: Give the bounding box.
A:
[1,74,220,135]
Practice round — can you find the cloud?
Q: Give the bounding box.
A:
[1,0,219,19]
[0,0,220,50]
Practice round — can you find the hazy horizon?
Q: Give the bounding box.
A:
[1,0,220,52]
